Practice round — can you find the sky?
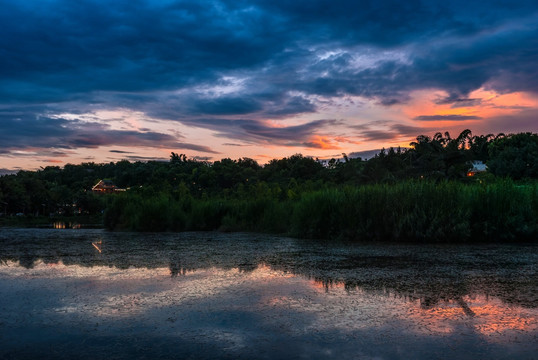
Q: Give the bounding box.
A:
[1,0,538,172]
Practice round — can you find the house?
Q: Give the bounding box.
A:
[467,160,487,177]
[92,179,125,193]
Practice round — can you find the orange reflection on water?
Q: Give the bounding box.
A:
[252,264,296,279]
[309,279,346,292]
[2,258,536,344]
[53,222,81,229]
[417,295,537,338]
[471,303,536,336]
[92,241,102,253]
[53,222,66,229]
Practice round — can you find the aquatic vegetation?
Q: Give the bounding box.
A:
[103,180,538,242]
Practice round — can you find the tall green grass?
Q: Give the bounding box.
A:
[104,193,293,234]
[104,180,538,242]
[291,182,471,241]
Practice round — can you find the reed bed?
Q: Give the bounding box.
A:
[104,180,538,242]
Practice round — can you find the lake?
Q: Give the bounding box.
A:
[0,228,536,359]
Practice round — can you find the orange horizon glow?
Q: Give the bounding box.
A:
[2,87,538,171]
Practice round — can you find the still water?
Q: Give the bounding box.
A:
[0,228,536,359]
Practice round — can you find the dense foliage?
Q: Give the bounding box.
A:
[103,180,538,242]
[1,130,538,241]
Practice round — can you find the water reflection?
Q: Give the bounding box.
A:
[1,228,536,309]
[52,221,81,229]
[91,239,102,253]
[415,296,536,337]
[0,229,536,359]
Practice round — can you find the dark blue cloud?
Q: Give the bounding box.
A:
[190,97,263,115]
[2,0,536,100]
[1,0,537,154]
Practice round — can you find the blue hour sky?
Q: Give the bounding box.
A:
[1,0,538,170]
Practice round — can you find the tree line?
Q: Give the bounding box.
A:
[0,129,537,219]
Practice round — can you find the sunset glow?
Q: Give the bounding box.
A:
[1,0,537,172]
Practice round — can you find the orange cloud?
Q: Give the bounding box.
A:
[304,135,342,150]
[396,88,538,138]
[405,89,538,121]
[404,90,481,125]
[334,136,361,145]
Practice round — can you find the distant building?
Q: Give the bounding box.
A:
[91,180,125,193]
[467,161,487,177]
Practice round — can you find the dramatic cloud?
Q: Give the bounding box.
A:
[3,0,537,104]
[0,112,218,154]
[1,0,537,168]
[350,121,423,142]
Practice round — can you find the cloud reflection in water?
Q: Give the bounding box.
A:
[0,229,536,359]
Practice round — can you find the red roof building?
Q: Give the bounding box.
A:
[92,180,125,193]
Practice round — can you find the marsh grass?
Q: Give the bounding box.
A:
[104,180,538,242]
